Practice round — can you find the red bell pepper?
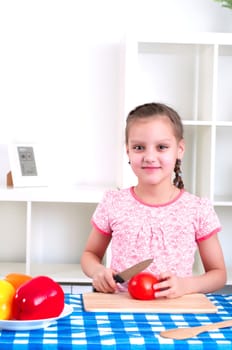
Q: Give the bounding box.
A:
[12,276,64,320]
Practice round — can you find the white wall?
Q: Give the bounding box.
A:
[0,0,232,187]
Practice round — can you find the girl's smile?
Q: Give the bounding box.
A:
[142,166,161,171]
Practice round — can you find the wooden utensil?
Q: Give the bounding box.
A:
[160,319,232,340]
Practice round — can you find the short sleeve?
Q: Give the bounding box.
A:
[195,197,221,242]
[91,190,114,235]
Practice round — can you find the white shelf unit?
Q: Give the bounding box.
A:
[0,186,109,283]
[122,32,232,284]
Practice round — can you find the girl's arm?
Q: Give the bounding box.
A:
[81,227,117,293]
[194,233,227,292]
[153,233,227,298]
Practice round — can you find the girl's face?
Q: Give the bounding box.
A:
[126,116,185,187]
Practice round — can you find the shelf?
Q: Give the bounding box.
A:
[183,120,214,126]
[183,120,232,127]
[0,189,106,284]
[214,201,232,206]
[135,32,232,45]
[215,122,232,127]
[30,263,92,283]
[0,262,26,278]
[227,275,232,285]
[0,262,92,283]
[0,185,111,203]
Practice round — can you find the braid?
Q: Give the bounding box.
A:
[173,159,184,189]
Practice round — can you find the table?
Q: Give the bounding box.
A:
[0,294,232,349]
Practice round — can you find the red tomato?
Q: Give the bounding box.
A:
[128,272,159,300]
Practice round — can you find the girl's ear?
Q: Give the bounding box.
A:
[126,145,129,156]
[178,139,185,159]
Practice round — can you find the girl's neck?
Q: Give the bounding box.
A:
[133,183,179,205]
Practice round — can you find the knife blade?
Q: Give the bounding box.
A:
[113,258,153,283]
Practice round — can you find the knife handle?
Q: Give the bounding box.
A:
[113,274,125,284]
[93,274,125,292]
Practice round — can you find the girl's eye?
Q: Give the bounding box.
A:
[133,145,144,151]
[158,145,168,150]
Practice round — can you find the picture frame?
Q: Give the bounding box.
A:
[8,144,48,187]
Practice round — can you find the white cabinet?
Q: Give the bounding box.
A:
[0,186,108,283]
[121,32,232,284]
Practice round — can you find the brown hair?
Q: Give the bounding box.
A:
[125,102,184,189]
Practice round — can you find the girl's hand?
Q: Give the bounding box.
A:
[92,266,117,293]
[153,271,188,299]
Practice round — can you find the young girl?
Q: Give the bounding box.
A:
[81,102,226,298]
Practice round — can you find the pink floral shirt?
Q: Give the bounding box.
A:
[92,187,221,278]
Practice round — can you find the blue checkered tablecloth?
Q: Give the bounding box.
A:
[0,294,232,349]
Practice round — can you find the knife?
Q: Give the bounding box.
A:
[93,258,153,291]
[113,258,153,283]
[93,258,153,292]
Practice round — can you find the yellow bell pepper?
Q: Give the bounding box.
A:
[0,279,16,320]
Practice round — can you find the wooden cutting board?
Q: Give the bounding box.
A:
[82,292,217,313]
